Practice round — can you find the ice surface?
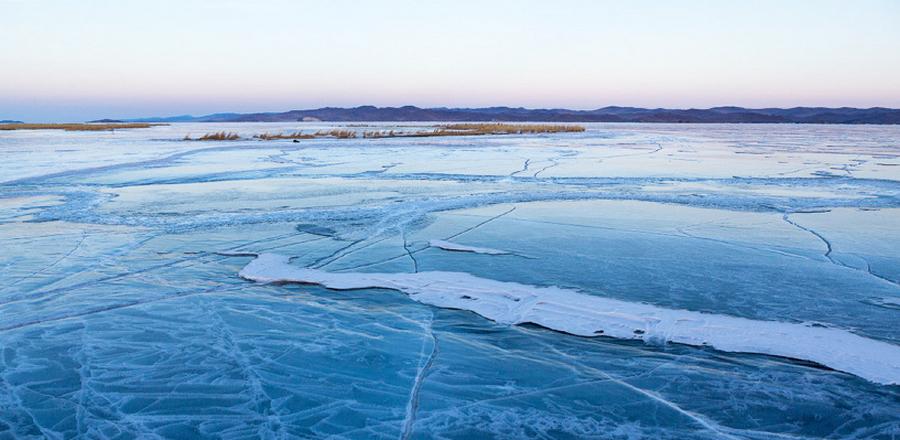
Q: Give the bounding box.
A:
[1,123,899,438]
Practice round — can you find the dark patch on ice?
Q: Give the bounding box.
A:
[214,251,259,257]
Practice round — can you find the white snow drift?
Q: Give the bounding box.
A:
[428,239,510,255]
[240,253,900,385]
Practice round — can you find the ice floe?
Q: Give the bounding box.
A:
[240,253,900,385]
[428,239,510,255]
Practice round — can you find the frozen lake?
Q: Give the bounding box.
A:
[1,123,898,438]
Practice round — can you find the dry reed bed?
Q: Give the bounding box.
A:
[184,132,241,141]
[254,132,315,140]
[363,123,585,138]
[315,129,357,139]
[187,129,358,141]
[0,123,164,131]
[186,124,584,141]
[441,123,585,134]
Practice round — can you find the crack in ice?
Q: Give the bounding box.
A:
[399,312,438,440]
[783,213,899,288]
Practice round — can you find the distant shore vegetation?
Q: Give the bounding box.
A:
[183,131,241,141]
[364,123,585,138]
[184,123,585,142]
[253,129,357,140]
[0,123,166,131]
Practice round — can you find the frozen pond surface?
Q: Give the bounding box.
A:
[0,123,898,438]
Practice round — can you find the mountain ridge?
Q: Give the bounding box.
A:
[123,106,900,124]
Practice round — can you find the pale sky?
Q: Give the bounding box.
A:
[2,0,899,121]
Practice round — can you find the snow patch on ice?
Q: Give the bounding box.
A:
[240,253,900,386]
[429,240,510,255]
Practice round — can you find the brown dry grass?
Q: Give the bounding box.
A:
[187,129,363,142]
[184,131,241,141]
[254,132,315,140]
[363,130,400,138]
[362,129,450,138]
[314,129,357,139]
[0,123,165,131]
[362,123,585,139]
[247,124,584,142]
[440,123,585,134]
[252,129,357,141]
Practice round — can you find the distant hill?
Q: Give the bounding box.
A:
[126,106,900,124]
[0,120,24,124]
